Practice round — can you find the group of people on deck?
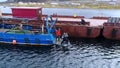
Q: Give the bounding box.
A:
[55,28,69,44]
[55,19,86,44]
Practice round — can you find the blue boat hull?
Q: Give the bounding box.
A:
[0,15,58,46]
[0,33,55,45]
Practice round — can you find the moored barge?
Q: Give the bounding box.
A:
[2,7,117,40]
[103,17,120,40]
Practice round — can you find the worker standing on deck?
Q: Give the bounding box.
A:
[61,32,69,44]
[80,19,86,25]
[56,28,61,41]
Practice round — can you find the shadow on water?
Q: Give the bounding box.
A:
[0,44,54,53]
[70,37,120,46]
[0,38,120,68]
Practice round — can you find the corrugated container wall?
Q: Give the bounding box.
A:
[11,7,42,20]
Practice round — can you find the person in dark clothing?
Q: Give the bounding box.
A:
[80,19,86,25]
[61,32,69,44]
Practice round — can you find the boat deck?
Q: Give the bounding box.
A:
[52,17,108,27]
[2,15,108,27]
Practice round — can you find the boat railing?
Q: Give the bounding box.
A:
[42,14,85,18]
[103,17,120,26]
[107,17,120,23]
[5,29,34,34]
[92,16,109,20]
[103,22,120,26]
[56,20,90,26]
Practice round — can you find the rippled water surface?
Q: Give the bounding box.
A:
[0,39,120,68]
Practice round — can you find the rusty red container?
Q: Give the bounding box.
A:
[11,7,42,19]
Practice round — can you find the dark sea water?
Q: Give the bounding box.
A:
[0,38,120,68]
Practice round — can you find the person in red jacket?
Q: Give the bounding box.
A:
[56,28,61,41]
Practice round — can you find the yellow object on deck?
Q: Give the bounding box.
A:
[73,13,77,18]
